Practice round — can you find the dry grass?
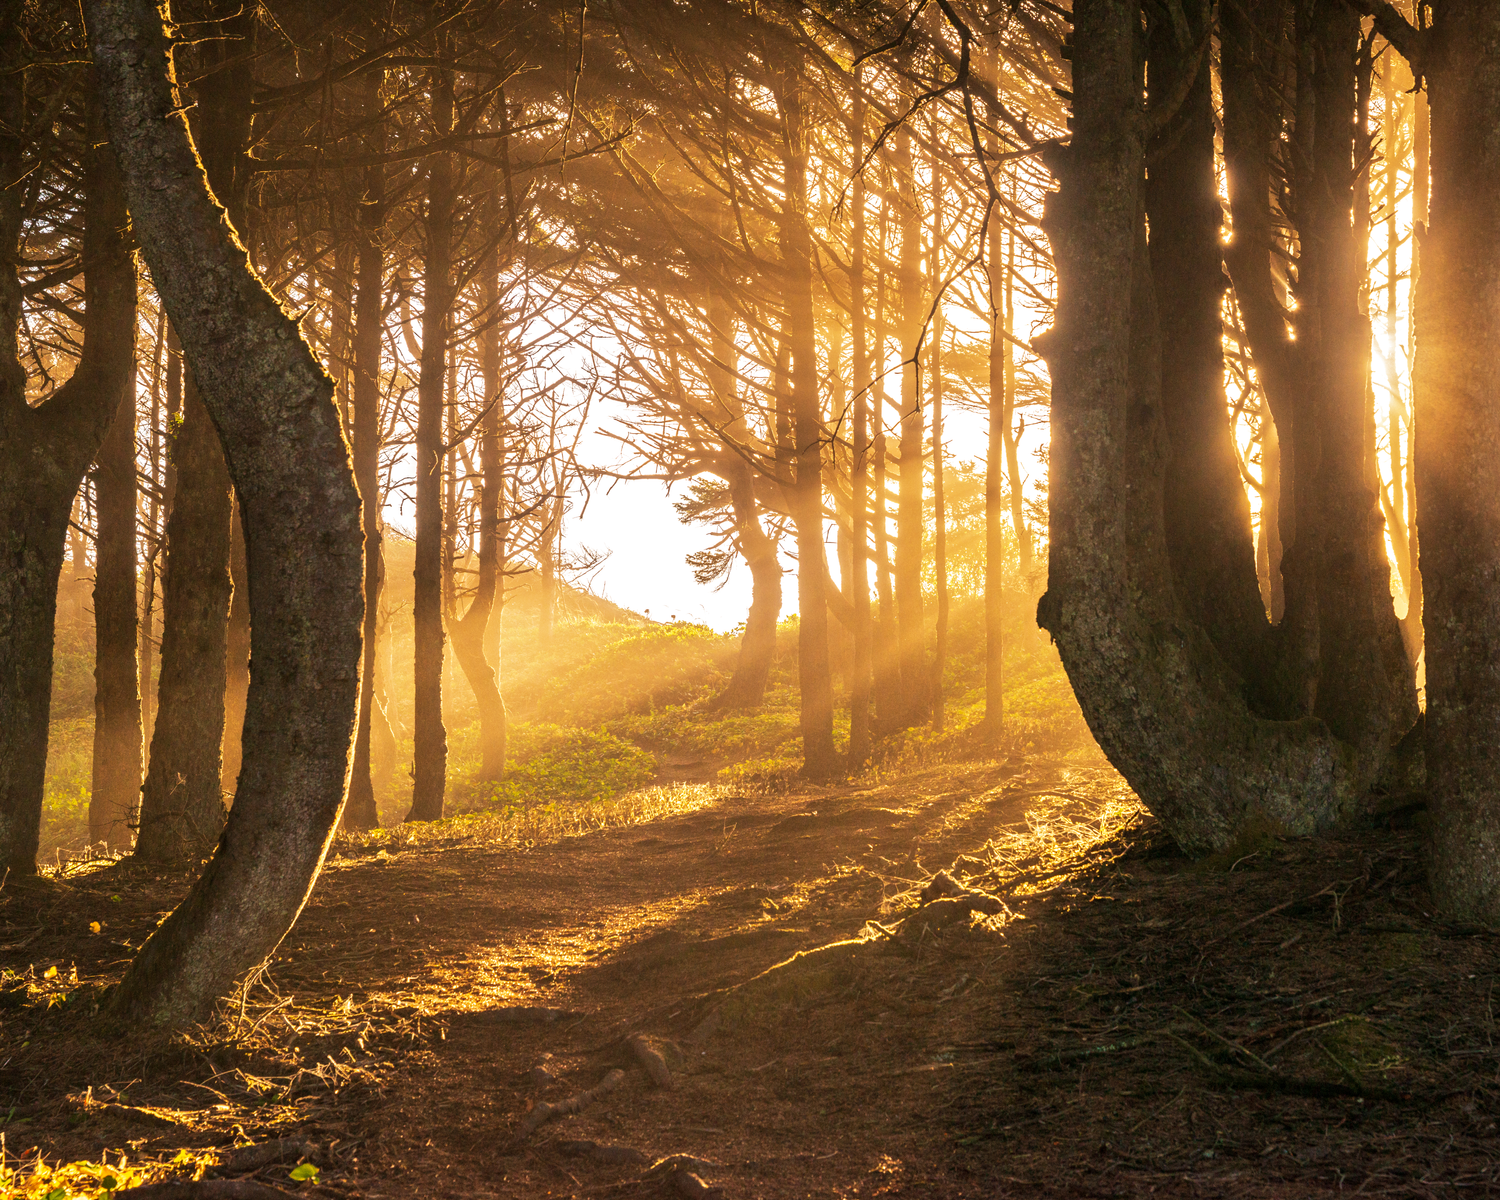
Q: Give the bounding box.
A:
[335,781,726,857]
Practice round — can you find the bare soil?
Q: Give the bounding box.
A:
[2,753,1498,1198]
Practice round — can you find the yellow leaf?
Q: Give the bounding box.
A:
[89,921,101,934]
[43,965,57,979]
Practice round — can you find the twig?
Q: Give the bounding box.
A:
[517,1068,625,1137]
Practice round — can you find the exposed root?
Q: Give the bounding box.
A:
[628,1033,676,1089]
[213,1139,319,1175]
[517,1068,625,1137]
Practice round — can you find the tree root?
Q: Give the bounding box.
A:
[517,1068,625,1137]
[1165,1032,1416,1102]
[213,1139,319,1175]
[557,1139,651,1165]
[628,1034,675,1089]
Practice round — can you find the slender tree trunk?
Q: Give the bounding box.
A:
[0,74,137,875]
[134,382,232,860]
[221,504,249,797]
[929,228,949,733]
[344,75,386,832]
[778,74,838,778]
[848,67,873,767]
[139,315,165,746]
[449,193,508,779]
[892,125,928,727]
[89,0,363,1026]
[1404,67,1429,660]
[983,92,1007,741]
[91,366,141,850]
[407,63,454,824]
[871,189,900,728]
[1400,0,1500,922]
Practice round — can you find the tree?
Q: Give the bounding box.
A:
[0,49,137,874]
[88,0,363,1025]
[1356,0,1500,922]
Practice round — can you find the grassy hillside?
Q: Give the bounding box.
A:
[41,540,1089,856]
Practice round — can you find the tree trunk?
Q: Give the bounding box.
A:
[779,76,838,779]
[0,74,137,875]
[407,63,454,824]
[449,202,508,780]
[892,125,928,727]
[848,68,873,768]
[983,91,1007,742]
[344,77,385,832]
[134,379,233,862]
[710,463,782,709]
[1036,0,1367,856]
[1406,0,1500,922]
[1298,2,1417,766]
[89,0,363,1026]
[220,503,249,797]
[1144,3,1274,715]
[90,378,142,850]
[871,200,901,729]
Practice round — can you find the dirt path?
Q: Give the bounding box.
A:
[4,754,1498,1199]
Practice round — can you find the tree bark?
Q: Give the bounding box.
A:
[344,71,386,832]
[134,383,232,861]
[848,68,873,767]
[1145,3,1275,715]
[891,125,928,727]
[88,0,363,1026]
[407,63,454,824]
[449,199,508,779]
[90,374,142,850]
[1405,0,1500,922]
[1036,0,1367,856]
[0,71,137,875]
[779,75,838,779]
[710,462,782,709]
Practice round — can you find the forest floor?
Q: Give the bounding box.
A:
[3,750,1499,1199]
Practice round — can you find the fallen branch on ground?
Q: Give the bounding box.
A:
[117,1182,294,1199]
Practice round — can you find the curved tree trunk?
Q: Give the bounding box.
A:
[135,6,252,860]
[89,0,363,1027]
[1037,0,1369,856]
[708,464,782,710]
[0,72,137,875]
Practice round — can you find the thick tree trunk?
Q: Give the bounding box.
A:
[1298,2,1417,767]
[1037,0,1366,856]
[134,384,233,862]
[0,74,137,875]
[344,98,385,832]
[1145,4,1274,715]
[90,384,142,850]
[89,0,363,1026]
[407,65,454,824]
[1408,0,1500,922]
